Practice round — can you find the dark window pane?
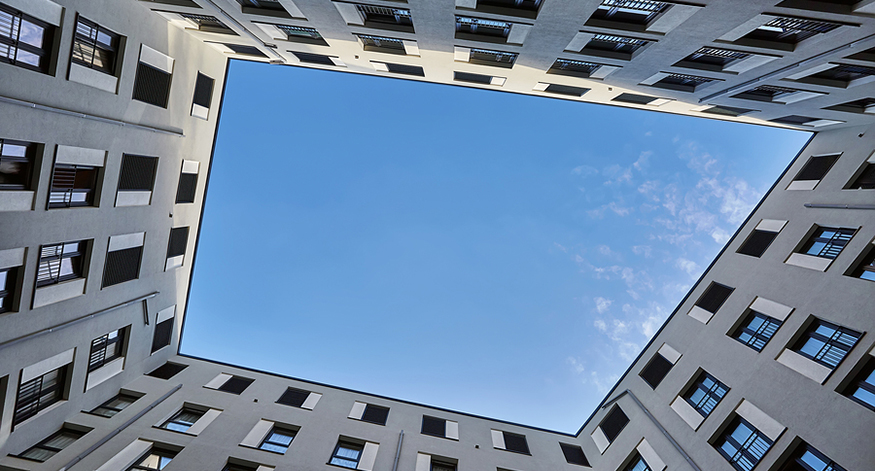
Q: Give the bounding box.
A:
[147,362,187,379]
[737,230,778,258]
[502,431,530,454]
[151,317,173,353]
[640,353,673,389]
[118,155,157,191]
[277,387,310,407]
[421,416,446,437]
[600,406,629,442]
[795,155,839,181]
[133,63,172,108]
[361,404,389,425]
[102,246,142,287]
[218,376,254,394]
[696,283,734,314]
[193,72,214,108]
[167,227,189,258]
[176,172,198,203]
[560,443,590,466]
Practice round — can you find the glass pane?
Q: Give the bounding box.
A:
[2,142,28,157]
[800,450,829,471]
[336,446,361,459]
[259,442,288,453]
[799,338,826,359]
[0,43,14,60]
[329,457,358,468]
[0,11,18,39]
[268,431,294,446]
[72,41,96,65]
[16,48,41,67]
[852,387,875,407]
[18,19,45,48]
[21,447,55,461]
[44,431,79,449]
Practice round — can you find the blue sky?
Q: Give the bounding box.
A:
[182,60,810,432]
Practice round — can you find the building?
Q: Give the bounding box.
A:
[0,0,873,470]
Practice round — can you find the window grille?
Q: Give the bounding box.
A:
[180,14,231,31]
[0,4,54,72]
[685,47,749,67]
[552,59,601,75]
[469,48,517,65]
[755,17,840,43]
[37,241,86,287]
[716,418,773,471]
[356,5,412,26]
[72,17,120,75]
[850,246,875,281]
[276,25,322,40]
[356,34,406,51]
[737,230,778,258]
[684,372,729,417]
[588,34,647,53]
[88,329,124,372]
[14,366,67,426]
[659,73,715,87]
[479,0,542,12]
[794,319,860,369]
[421,416,446,437]
[360,404,390,425]
[695,283,734,314]
[560,443,590,466]
[733,311,781,351]
[801,227,854,259]
[133,62,172,108]
[456,16,511,37]
[596,0,668,23]
[161,407,204,432]
[330,440,363,468]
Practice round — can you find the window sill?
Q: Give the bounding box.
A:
[32,277,87,309]
[240,443,287,455]
[0,190,35,212]
[85,357,125,391]
[152,425,198,437]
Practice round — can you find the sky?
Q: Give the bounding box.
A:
[182,59,811,432]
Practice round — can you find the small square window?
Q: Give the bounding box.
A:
[639,353,673,389]
[0,5,56,73]
[18,427,87,462]
[259,425,296,454]
[133,62,172,108]
[147,362,187,379]
[329,439,364,469]
[160,407,204,433]
[732,311,781,352]
[694,282,734,314]
[167,226,189,259]
[737,230,778,258]
[843,357,875,412]
[71,17,122,76]
[88,327,126,372]
[151,316,174,353]
[559,443,590,466]
[217,376,254,394]
[360,404,390,425]
[91,392,140,417]
[36,240,88,287]
[599,405,629,443]
[792,319,860,370]
[421,416,447,437]
[683,371,729,418]
[48,164,99,208]
[0,139,37,190]
[715,417,773,471]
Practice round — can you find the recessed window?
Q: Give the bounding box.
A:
[612,93,663,105]
[694,282,734,315]
[206,374,254,394]
[639,353,673,389]
[623,453,652,471]
[0,4,55,73]
[732,85,803,103]
[88,328,126,372]
[559,443,590,466]
[14,362,69,426]
[191,72,214,119]
[699,106,756,118]
[736,17,840,51]
[737,230,778,258]
[470,0,542,19]
[166,226,189,269]
[588,0,669,29]
[792,319,860,370]
[796,64,875,88]
[292,51,339,66]
[548,59,603,78]
[676,47,749,72]
[133,46,173,108]
[330,439,364,469]
[825,97,875,115]
[582,34,648,60]
[777,442,847,471]
[715,417,773,471]
[161,407,204,433]
[36,240,88,287]
[18,427,87,462]
[237,0,289,16]
[180,13,236,34]
[799,226,855,260]
[421,416,453,439]
[375,62,425,76]
[599,405,629,444]
[843,357,875,411]
[772,115,842,127]
[128,447,176,470]
[176,161,199,203]
[542,84,589,97]
[356,34,407,54]
[147,362,187,379]
[90,392,140,417]
[0,139,36,190]
[0,266,19,313]
[355,4,414,33]
[791,154,839,189]
[48,163,99,208]
[493,430,530,454]
[103,233,144,288]
[453,71,502,85]
[455,16,511,42]
[276,25,326,44]
[151,315,174,353]
[277,386,316,408]
[259,425,296,453]
[732,310,782,352]
[352,402,389,425]
[71,17,121,76]
[848,244,875,281]
[683,371,728,418]
[221,43,267,57]
[466,48,517,68]
[649,73,716,92]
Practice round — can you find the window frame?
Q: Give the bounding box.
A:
[732,310,782,352]
[88,327,126,372]
[89,392,140,417]
[128,447,176,471]
[13,364,69,426]
[71,16,121,76]
[791,319,861,370]
[777,442,848,471]
[36,240,88,287]
[48,163,100,208]
[0,138,37,190]
[682,371,729,418]
[328,439,364,469]
[17,427,86,462]
[0,4,55,73]
[0,266,19,314]
[258,425,297,454]
[844,357,875,412]
[160,406,205,433]
[715,416,774,471]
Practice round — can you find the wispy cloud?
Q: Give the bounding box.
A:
[675,258,700,277]
[594,297,612,314]
[571,165,599,177]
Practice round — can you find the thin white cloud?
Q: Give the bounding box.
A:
[632,245,652,258]
[571,165,599,177]
[675,258,700,277]
[594,319,607,332]
[594,297,612,314]
[566,357,586,375]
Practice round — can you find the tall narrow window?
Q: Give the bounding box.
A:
[133,46,173,108]
[0,4,55,73]
[36,240,87,287]
[844,358,875,411]
[152,316,174,353]
[191,72,214,119]
[0,139,36,190]
[71,17,121,75]
[18,427,86,462]
[0,266,18,313]
[165,227,189,270]
[792,319,860,369]
[88,328,126,372]
[732,311,781,352]
[715,417,773,471]
[176,160,199,204]
[48,164,99,208]
[683,371,729,417]
[103,233,144,287]
[14,364,69,425]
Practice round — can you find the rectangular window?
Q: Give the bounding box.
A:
[467,48,517,68]
[421,416,445,437]
[778,442,847,471]
[683,371,728,417]
[732,85,803,103]
[792,319,860,369]
[624,453,652,471]
[166,227,189,270]
[548,58,604,78]
[374,61,425,76]
[560,443,590,466]
[792,154,839,186]
[350,402,389,425]
[737,230,779,258]
[848,245,875,281]
[191,72,214,119]
[330,439,363,468]
[206,374,255,394]
[599,405,629,444]
[583,34,648,60]
[589,0,669,27]
[0,266,19,313]
[715,417,773,471]
[14,364,68,425]
[797,64,875,88]
[455,16,511,42]
[176,160,199,204]
[732,311,781,352]
[36,240,87,287]
[292,51,339,66]
[356,34,406,54]
[259,425,296,453]
[474,0,542,19]
[800,227,855,260]
[0,139,36,190]
[275,25,326,44]
[88,328,126,372]
[18,427,86,462]
[695,282,734,314]
[90,392,139,417]
[128,447,176,470]
[48,163,99,208]
[649,73,716,92]
[147,362,187,379]
[676,47,749,72]
[844,357,875,411]
[497,430,529,454]
[737,17,840,50]
[238,0,288,14]
[453,71,504,86]
[180,13,235,34]
[161,407,204,433]
[277,387,311,408]
[431,459,456,471]
[103,242,143,288]
[848,162,875,189]
[639,353,673,389]
[0,4,55,73]
[71,17,121,75]
[151,316,173,353]
[133,46,173,108]
[356,4,414,32]
[118,154,158,193]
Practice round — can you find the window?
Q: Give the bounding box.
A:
[772,115,842,127]
[36,240,87,287]
[683,371,728,417]
[259,425,296,453]
[732,85,804,103]
[455,16,511,42]
[14,364,68,425]
[166,226,189,269]
[494,430,530,454]
[191,72,214,119]
[700,106,757,117]
[848,162,875,189]
[292,51,338,66]
[275,25,326,44]
[649,73,716,92]
[599,405,629,443]
[560,443,590,466]
[0,4,55,73]
[330,439,363,469]
[160,407,204,433]
[613,93,661,105]
[221,43,267,57]
[128,447,176,470]
[694,282,734,314]
[421,416,444,437]
[133,46,173,108]
[738,230,779,258]
[582,34,648,60]
[792,154,839,185]
[454,71,502,85]
[848,245,875,281]
[639,353,673,389]
[71,17,121,75]
[542,84,589,97]
[431,459,456,471]
[18,427,86,462]
[356,34,406,54]
[349,402,390,425]
[732,311,782,351]
[777,442,847,471]
[715,417,773,471]
[207,374,254,394]
[827,97,875,115]
[356,4,414,32]
[237,0,288,15]
[676,47,749,72]
[147,362,187,379]
[277,387,312,407]
[103,235,144,287]
[176,160,199,203]
[548,58,603,78]
[799,227,855,260]
[180,13,235,34]
[0,139,36,190]
[737,17,840,50]
[624,453,652,471]
[467,48,517,68]
[472,0,542,19]
[792,319,861,369]
[0,266,18,313]
[843,357,875,411]
[589,0,669,28]
[88,328,126,372]
[48,163,99,208]
[796,64,875,88]
[375,62,425,77]
[151,316,174,353]
[90,392,139,417]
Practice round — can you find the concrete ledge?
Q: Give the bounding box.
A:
[671,397,704,430]
[56,145,106,167]
[0,190,35,212]
[688,305,714,324]
[69,63,118,93]
[749,296,793,321]
[33,278,86,309]
[22,347,75,382]
[165,255,184,271]
[777,349,832,384]
[85,356,125,390]
[785,253,832,272]
[786,180,818,191]
[735,400,785,441]
[116,191,152,207]
[637,438,666,471]
[95,439,151,471]
[0,247,26,270]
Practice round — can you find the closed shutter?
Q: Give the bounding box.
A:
[640,353,673,389]
[277,387,310,407]
[361,404,390,425]
[151,317,174,353]
[193,73,214,108]
[118,155,158,191]
[695,283,734,314]
[794,155,838,181]
[737,230,778,258]
[167,227,189,258]
[102,246,143,287]
[600,406,629,443]
[133,63,172,108]
[176,173,198,203]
